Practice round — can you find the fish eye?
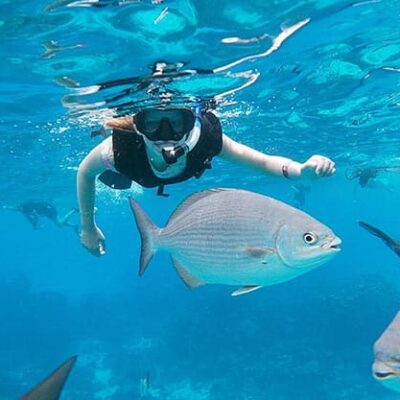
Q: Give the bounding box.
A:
[390,356,400,363]
[303,232,318,245]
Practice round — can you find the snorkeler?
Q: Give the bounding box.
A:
[77,105,336,257]
[346,165,400,188]
[5,202,78,232]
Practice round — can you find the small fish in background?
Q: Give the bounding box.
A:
[130,188,341,296]
[359,221,400,258]
[19,355,77,400]
[41,40,85,59]
[373,311,400,392]
[291,184,310,209]
[138,371,150,398]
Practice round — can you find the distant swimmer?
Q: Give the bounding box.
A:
[129,188,341,296]
[359,221,400,258]
[372,311,400,392]
[346,167,379,187]
[19,355,77,400]
[5,202,78,232]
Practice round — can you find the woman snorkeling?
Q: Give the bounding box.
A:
[77,105,336,256]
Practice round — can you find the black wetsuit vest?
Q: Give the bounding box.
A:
[112,111,223,189]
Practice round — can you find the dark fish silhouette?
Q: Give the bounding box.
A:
[19,356,77,400]
[359,221,400,257]
[373,311,400,392]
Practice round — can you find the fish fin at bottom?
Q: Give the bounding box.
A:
[171,257,206,289]
[231,285,263,297]
[19,355,77,400]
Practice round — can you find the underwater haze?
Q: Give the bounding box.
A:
[1,0,400,399]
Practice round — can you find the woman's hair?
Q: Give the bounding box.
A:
[104,116,133,131]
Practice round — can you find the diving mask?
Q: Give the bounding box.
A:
[134,107,195,141]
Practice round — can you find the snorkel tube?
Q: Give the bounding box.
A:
[161,105,202,165]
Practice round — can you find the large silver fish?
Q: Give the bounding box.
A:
[130,188,341,296]
[373,311,400,392]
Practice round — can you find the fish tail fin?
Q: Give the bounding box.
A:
[129,197,161,276]
[358,220,396,248]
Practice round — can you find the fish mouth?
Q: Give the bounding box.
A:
[323,237,342,252]
[374,371,397,380]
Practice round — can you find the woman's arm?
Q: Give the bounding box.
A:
[219,134,335,179]
[77,139,110,256]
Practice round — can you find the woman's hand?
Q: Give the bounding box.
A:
[80,225,106,257]
[300,155,336,178]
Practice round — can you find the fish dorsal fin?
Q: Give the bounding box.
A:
[167,188,233,225]
[19,355,77,400]
[171,257,205,289]
[231,285,263,297]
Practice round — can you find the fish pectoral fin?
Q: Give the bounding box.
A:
[243,246,275,260]
[20,355,77,400]
[171,257,205,289]
[231,285,263,297]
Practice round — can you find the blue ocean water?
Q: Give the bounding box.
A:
[1,0,400,398]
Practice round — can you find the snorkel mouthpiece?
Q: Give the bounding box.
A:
[162,146,185,164]
[161,105,202,164]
